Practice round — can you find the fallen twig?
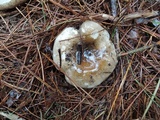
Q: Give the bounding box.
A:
[118,41,160,57]
[90,11,159,23]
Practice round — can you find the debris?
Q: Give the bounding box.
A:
[0,111,25,120]
[6,89,21,107]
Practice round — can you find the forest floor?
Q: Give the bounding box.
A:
[0,0,160,120]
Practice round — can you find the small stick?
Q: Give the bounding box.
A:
[111,0,120,52]
[76,31,84,65]
[118,41,160,57]
[58,49,62,67]
[76,44,82,65]
[91,11,159,23]
[122,11,160,22]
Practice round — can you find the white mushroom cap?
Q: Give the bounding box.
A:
[0,0,27,10]
[53,21,118,88]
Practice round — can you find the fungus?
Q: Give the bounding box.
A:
[0,0,27,10]
[53,21,118,88]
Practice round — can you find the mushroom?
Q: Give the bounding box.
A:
[53,21,118,88]
[0,0,27,11]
